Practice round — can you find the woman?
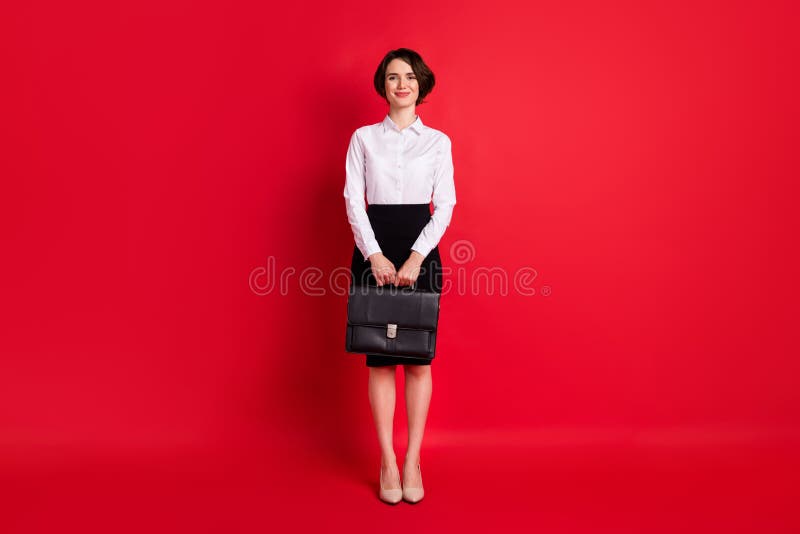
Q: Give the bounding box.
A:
[343,48,456,504]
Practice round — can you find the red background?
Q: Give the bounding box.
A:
[2,0,798,532]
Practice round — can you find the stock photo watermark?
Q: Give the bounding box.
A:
[248,240,551,297]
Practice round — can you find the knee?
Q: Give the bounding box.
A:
[403,364,431,378]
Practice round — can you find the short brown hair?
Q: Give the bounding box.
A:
[373,48,436,106]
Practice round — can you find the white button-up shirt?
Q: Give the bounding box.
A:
[344,114,456,261]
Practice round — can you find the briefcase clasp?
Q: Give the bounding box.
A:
[387,323,397,339]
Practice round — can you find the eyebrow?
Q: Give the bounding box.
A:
[386,72,416,76]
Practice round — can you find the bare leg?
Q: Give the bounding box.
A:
[403,364,432,487]
[368,365,400,489]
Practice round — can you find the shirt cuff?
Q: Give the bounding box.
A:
[363,241,382,261]
[410,243,431,259]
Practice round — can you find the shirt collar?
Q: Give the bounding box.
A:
[382,114,424,135]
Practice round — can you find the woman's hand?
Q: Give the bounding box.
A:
[395,251,425,287]
[368,253,397,286]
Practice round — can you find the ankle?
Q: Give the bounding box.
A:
[381,455,398,468]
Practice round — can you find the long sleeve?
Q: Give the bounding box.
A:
[343,129,383,261]
[411,135,456,258]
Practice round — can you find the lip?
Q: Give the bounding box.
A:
[395,92,410,97]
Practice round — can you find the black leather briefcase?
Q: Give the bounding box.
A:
[345,284,441,361]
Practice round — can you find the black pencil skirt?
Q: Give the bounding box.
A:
[350,203,444,367]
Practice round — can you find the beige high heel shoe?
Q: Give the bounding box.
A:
[379,465,403,504]
[402,463,424,503]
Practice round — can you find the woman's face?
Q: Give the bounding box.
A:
[384,58,419,109]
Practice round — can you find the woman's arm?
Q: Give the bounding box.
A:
[343,129,396,285]
[343,129,383,261]
[410,134,457,258]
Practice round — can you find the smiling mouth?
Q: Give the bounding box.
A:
[395,92,410,97]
